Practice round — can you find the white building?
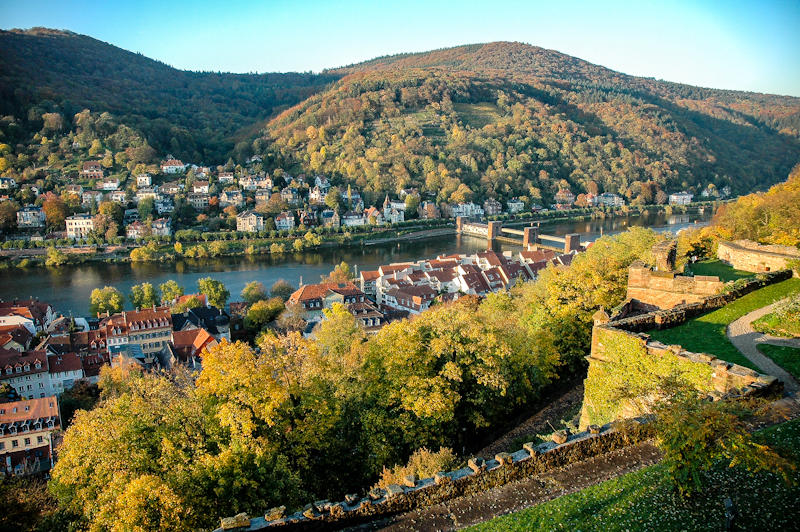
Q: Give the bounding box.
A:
[237,211,265,233]
[506,198,524,214]
[669,191,694,205]
[275,212,295,231]
[161,159,186,174]
[449,202,484,218]
[136,174,152,187]
[66,214,94,239]
[596,193,625,207]
[16,207,45,229]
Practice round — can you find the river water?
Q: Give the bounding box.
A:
[0,211,711,316]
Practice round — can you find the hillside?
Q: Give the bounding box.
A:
[262,42,800,205]
[1,32,799,204]
[0,28,339,162]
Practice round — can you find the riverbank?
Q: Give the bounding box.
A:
[0,202,720,271]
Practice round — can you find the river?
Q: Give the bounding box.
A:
[0,211,711,316]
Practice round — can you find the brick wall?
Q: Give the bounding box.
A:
[625,261,724,309]
[717,240,800,273]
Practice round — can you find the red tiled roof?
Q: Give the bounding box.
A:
[47,353,83,374]
[360,270,380,281]
[0,396,59,425]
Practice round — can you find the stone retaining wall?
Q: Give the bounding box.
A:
[578,270,791,429]
[718,240,800,273]
[215,421,653,531]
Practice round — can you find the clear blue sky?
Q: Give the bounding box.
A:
[2,0,799,96]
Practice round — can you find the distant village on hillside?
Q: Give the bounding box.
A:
[0,152,721,244]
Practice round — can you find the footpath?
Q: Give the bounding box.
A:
[726,297,800,394]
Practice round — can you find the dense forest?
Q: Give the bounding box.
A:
[262,42,800,205]
[1,32,799,206]
[0,28,339,162]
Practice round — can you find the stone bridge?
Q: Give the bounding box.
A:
[456,217,581,253]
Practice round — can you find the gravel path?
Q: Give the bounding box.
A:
[353,442,662,532]
[726,298,800,394]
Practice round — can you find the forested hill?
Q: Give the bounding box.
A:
[263,41,800,205]
[2,31,800,204]
[0,28,340,162]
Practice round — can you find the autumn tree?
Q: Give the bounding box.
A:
[50,366,302,531]
[42,195,67,229]
[321,261,352,283]
[89,286,124,315]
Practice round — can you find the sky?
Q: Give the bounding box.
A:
[2,0,799,96]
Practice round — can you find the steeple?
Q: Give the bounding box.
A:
[383,194,390,208]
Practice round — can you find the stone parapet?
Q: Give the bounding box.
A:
[214,422,653,531]
[717,240,800,274]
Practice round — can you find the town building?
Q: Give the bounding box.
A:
[483,198,503,216]
[136,174,152,187]
[192,181,210,194]
[596,192,625,207]
[275,212,295,231]
[161,158,186,174]
[506,198,525,214]
[101,308,173,358]
[554,189,575,207]
[151,218,171,237]
[172,306,231,341]
[237,211,265,233]
[16,207,45,229]
[669,191,694,205]
[81,161,104,179]
[220,189,244,207]
[81,190,104,207]
[96,178,120,191]
[0,396,60,475]
[65,213,95,239]
[218,172,235,184]
[418,201,440,219]
[0,177,17,190]
[187,193,210,210]
[0,349,52,399]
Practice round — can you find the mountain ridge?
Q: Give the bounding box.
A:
[1,29,799,204]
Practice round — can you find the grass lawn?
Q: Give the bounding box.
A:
[752,295,800,338]
[468,418,800,532]
[648,278,800,371]
[758,344,800,380]
[686,259,753,282]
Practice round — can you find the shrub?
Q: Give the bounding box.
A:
[374,447,458,490]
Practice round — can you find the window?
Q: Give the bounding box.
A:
[37,436,43,443]
[39,383,43,388]
[11,440,18,448]
[0,442,3,450]
[24,437,30,445]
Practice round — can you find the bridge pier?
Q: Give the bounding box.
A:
[523,226,538,249]
[456,216,465,233]
[487,221,502,242]
[565,233,581,253]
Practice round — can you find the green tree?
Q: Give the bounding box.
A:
[655,392,795,497]
[198,277,230,308]
[160,280,184,304]
[244,298,285,331]
[270,279,295,302]
[0,201,18,233]
[129,282,159,309]
[172,295,204,313]
[324,187,342,211]
[89,286,124,315]
[45,247,69,267]
[241,281,267,304]
[138,197,155,221]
